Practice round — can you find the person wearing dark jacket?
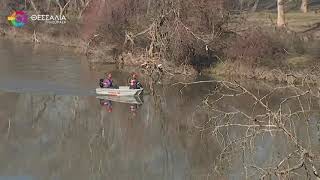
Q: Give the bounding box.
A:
[129,73,143,89]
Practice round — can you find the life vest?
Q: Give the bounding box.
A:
[103,78,113,88]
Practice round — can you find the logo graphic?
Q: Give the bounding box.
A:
[7,10,28,27]
[30,15,67,24]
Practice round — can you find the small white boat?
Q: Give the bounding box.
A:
[96,86,143,96]
[96,95,143,104]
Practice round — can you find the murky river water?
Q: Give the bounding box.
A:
[0,39,319,180]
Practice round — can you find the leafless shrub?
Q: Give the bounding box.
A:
[225,28,285,66]
[175,79,320,179]
[114,0,231,68]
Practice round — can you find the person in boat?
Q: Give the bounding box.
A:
[100,73,118,88]
[129,73,143,89]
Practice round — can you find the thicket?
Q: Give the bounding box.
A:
[93,0,233,67]
[2,0,312,70]
[225,28,286,67]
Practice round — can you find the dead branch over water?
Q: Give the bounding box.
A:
[174,80,320,179]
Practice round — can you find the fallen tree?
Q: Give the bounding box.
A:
[174,76,320,179]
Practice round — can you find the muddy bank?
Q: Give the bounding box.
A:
[1,19,319,83]
[0,25,109,62]
[2,24,319,85]
[0,25,198,79]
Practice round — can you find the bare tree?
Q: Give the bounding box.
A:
[77,0,92,19]
[55,0,71,16]
[277,0,285,27]
[29,0,39,14]
[301,0,308,13]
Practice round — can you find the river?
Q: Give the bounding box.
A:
[0,39,319,180]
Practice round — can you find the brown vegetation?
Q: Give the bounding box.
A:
[225,28,285,66]
[92,0,231,68]
[0,0,233,70]
[0,0,319,77]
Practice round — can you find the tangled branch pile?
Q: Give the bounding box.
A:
[91,0,234,72]
[176,80,320,179]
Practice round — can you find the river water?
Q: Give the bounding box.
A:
[0,39,319,180]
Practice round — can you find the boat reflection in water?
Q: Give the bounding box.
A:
[97,95,144,114]
[99,99,113,112]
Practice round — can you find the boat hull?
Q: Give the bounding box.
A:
[95,86,143,96]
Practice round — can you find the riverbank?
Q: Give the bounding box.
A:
[0,22,83,46]
[2,23,319,85]
[1,27,199,80]
[1,10,319,83]
[208,55,320,85]
[0,24,197,82]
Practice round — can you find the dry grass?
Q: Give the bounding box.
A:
[246,12,320,32]
[0,26,85,48]
[211,12,320,83]
[208,59,320,85]
[286,55,314,67]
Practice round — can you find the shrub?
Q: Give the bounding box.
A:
[225,28,285,66]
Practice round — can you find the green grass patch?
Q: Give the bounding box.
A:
[207,62,227,75]
[247,12,320,32]
[286,55,314,68]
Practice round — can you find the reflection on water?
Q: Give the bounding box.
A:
[0,39,319,179]
[0,39,95,95]
[97,95,144,105]
[0,86,212,180]
[1,85,318,180]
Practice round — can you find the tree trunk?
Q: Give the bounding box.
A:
[251,0,260,12]
[29,0,39,14]
[277,0,285,27]
[46,0,51,12]
[55,0,71,16]
[301,0,308,13]
[239,0,243,11]
[147,0,151,14]
[78,0,92,19]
